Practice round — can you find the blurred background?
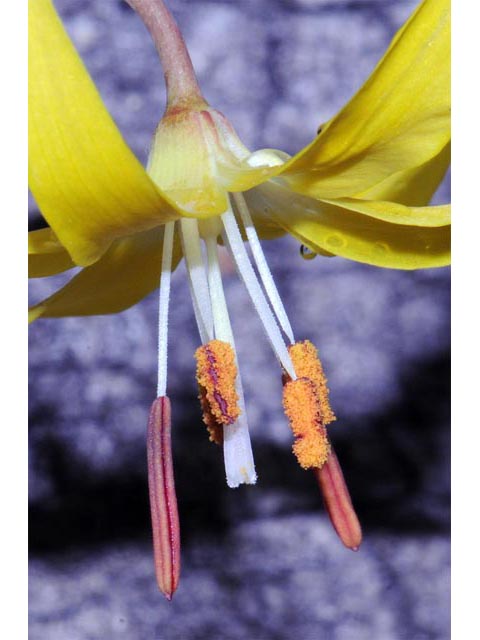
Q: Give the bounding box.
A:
[28,0,450,638]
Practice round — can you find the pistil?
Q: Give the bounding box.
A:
[179,218,214,343]
[179,217,257,487]
[204,229,257,487]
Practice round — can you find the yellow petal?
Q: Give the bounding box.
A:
[148,108,230,216]
[320,197,451,228]
[29,0,180,267]
[29,227,182,320]
[279,0,450,198]
[219,150,290,192]
[28,227,75,277]
[245,182,450,270]
[148,110,286,212]
[357,143,450,206]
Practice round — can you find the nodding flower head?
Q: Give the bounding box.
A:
[29,0,450,598]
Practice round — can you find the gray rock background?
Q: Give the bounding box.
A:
[29,0,450,638]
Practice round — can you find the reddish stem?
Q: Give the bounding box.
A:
[147,396,181,599]
[125,0,206,109]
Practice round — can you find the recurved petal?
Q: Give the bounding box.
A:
[29,227,75,278]
[320,197,451,228]
[357,143,451,206]
[245,182,450,270]
[29,227,183,321]
[29,0,180,267]
[279,0,450,198]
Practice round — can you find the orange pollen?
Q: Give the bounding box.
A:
[282,378,330,469]
[288,340,336,425]
[197,384,224,445]
[195,340,241,431]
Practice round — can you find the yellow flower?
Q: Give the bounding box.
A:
[29,0,450,597]
[29,0,451,284]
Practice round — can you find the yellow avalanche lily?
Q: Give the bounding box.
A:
[29,0,450,313]
[29,0,450,599]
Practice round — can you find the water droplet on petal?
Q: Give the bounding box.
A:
[326,235,345,249]
[300,244,317,260]
[374,242,390,254]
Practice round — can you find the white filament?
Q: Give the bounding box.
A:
[233,192,295,344]
[174,200,295,488]
[205,236,233,342]
[156,221,175,397]
[221,204,296,380]
[205,234,257,487]
[179,218,214,343]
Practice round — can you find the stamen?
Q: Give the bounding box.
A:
[313,447,362,551]
[195,340,240,426]
[283,377,330,469]
[282,340,335,469]
[147,396,181,599]
[179,218,214,343]
[232,192,295,343]
[157,221,175,397]
[205,229,234,341]
[205,232,257,487]
[221,203,296,380]
[197,384,224,445]
[288,340,336,425]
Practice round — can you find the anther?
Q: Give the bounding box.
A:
[313,447,362,551]
[288,340,336,425]
[197,384,224,445]
[283,377,330,469]
[195,340,241,432]
[147,396,181,599]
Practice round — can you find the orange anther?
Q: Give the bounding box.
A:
[198,383,224,445]
[288,340,335,425]
[195,340,241,439]
[283,377,330,469]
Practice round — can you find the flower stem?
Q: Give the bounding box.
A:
[125,0,206,109]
